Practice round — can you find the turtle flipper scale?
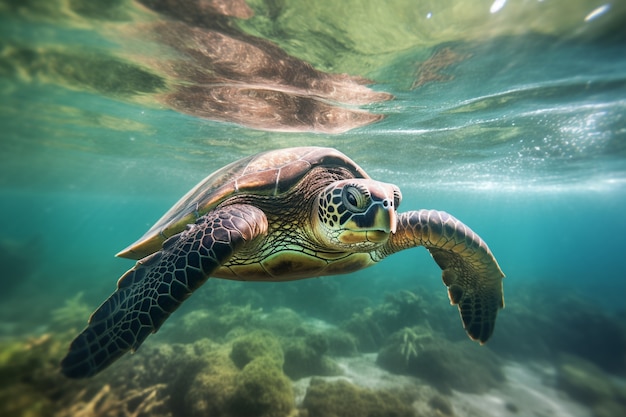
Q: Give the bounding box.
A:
[382,209,505,343]
[61,204,268,378]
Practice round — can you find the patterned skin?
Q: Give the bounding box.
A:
[61,147,504,378]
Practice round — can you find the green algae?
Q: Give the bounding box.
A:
[282,332,342,380]
[50,292,92,332]
[182,343,240,417]
[0,383,52,417]
[302,378,415,417]
[230,330,284,369]
[0,334,74,417]
[342,290,429,352]
[411,340,504,394]
[376,325,434,374]
[230,357,294,417]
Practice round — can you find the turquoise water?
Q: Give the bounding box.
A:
[1,1,626,416]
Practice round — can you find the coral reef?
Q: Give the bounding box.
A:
[301,378,416,417]
[7,281,624,417]
[82,335,295,417]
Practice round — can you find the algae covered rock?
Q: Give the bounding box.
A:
[323,328,359,357]
[183,346,240,417]
[410,340,504,394]
[376,326,434,374]
[342,290,429,353]
[283,332,342,380]
[342,310,386,352]
[302,378,415,417]
[0,333,70,400]
[230,330,284,369]
[257,307,305,336]
[229,356,294,417]
[0,383,53,417]
[179,338,295,417]
[378,335,504,394]
[172,304,265,343]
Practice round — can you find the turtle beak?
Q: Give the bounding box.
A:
[373,198,397,234]
[388,203,397,234]
[370,182,399,234]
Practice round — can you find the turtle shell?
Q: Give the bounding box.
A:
[117,147,369,259]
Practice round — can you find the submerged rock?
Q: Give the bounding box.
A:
[255,307,304,336]
[183,347,239,417]
[342,290,430,353]
[376,325,434,375]
[230,330,284,369]
[342,310,386,353]
[301,378,415,417]
[428,394,455,417]
[168,304,264,343]
[377,332,504,395]
[0,383,53,417]
[323,328,359,357]
[557,354,626,417]
[410,341,504,394]
[282,332,342,380]
[229,357,295,417]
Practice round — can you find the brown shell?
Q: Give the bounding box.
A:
[117,147,369,259]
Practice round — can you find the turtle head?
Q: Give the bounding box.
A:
[314,179,402,251]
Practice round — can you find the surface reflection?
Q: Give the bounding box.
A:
[136,0,392,133]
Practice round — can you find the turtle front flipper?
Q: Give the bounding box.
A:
[61,204,268,378]
[381,209,505,343]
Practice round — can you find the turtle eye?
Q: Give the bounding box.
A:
[342,185,369,213]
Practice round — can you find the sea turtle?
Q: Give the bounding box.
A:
[61,146,505,378]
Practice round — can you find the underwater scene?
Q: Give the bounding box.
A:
[1,0,626,416]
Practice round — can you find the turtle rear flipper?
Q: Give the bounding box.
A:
[61,205,268,378]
